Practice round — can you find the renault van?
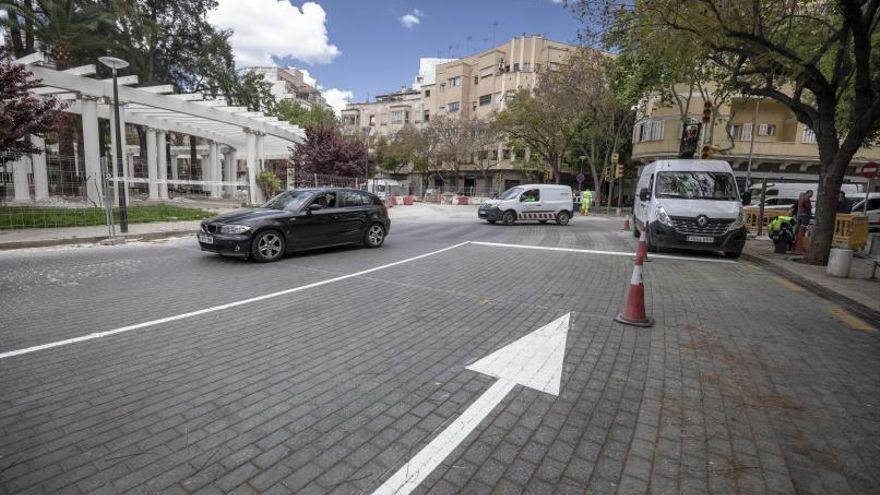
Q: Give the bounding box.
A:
[633,160,747,258]
[478,184,574,226]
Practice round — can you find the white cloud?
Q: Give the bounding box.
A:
[298,68,318,88]
[208,0,340,67]
[321,88,353,116]
[398,9,423,29]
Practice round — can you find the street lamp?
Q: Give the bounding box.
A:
[99,56,130,233]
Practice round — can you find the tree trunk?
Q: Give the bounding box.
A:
[554,155,562,184]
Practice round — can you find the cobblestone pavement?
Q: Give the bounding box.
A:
[1,213,878,494]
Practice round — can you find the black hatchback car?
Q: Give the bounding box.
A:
[197,188,391,262]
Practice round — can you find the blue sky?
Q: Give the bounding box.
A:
[209,0,583,112]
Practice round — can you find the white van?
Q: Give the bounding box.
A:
[634,159,748,258]
[748,181,863,210]
[478,184,574,226]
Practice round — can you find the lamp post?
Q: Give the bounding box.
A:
[99,56,130,233]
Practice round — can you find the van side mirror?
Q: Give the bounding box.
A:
[741,192,752,205]
[639,188,650,201]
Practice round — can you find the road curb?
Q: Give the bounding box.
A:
[742,252,880,327]
[0,230,199,251]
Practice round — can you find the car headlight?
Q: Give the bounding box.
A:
[220,224,251,235]
[656,205,673,227]
[727,210,745,231]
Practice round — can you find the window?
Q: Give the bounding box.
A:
[523,62,531,72]
[447,101,460,112]
[520,189,540,203]
[802,127,817,144]
[479,94,492,106]
[491,150,499,160]
[513,63,520,72]
[390,110,404,124]
[634,119,665,143]
[655,171,738,200]
[502,149,511,159]
[424,89,431,97]
[310,191,337,209]
[478,150,488,160]
[731,123,753,141]
[368,115,375,126]
[404,111,410,124]
[440,83,446,93]
[495,92,503,103]
[343,115,358,126]
[472,101,477,111]
[449,76,461,87]
[474,76,479,85]
[340,190,369,207]
[423,110,430,122]
[758,123,776,136]
[651,120,664,141]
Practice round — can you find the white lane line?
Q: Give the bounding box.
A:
[470,241,736,264]
[0,241,471,360]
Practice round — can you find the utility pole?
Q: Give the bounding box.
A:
[99,56,130,233]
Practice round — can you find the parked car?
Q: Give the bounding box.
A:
[633,159,748,258]
[478,184,574,226]
[197,188,391,262]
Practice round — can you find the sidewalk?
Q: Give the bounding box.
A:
[743,238,880,322]
[0,220,202,250]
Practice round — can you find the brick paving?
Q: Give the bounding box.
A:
[0,214,878,494]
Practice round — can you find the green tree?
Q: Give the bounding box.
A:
[570,0,880,265]
[236,70,276,113]
[274,99,336,129]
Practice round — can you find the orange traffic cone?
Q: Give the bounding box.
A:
[622,216,631,231]
[635,229,650,262]
[792,225,805,254]
[614,256,654,327]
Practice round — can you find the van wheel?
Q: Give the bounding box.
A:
[724,249,742,259]
[556,211,571,226]
[646,230,658,253]
[502,210,516,225]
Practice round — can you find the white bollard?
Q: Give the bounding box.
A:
[826,248,853,278]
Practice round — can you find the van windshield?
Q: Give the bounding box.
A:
[655,171,738,201]
[499,187,523,200]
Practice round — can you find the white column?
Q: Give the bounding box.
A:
[170,146,179,181]
[223,149,237,199]
[146,128,159,200]
[81,98,103,205]
[157,131,168,200]
[246,131,260,204]
[30,135,49,201]
[209,142,222,198]
[12,156,30,202]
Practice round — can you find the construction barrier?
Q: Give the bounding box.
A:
[403,196,414,205]
[743,207,789,234]
[833,213,869,249]
[457,196,469,205]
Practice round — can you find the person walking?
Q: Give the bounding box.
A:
[835,191,851,213]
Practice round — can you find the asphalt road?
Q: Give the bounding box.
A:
[1,210,878,494]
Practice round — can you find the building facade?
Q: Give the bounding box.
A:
[631,90,880,188]
[245,67,328,109]
[342,35,577,195]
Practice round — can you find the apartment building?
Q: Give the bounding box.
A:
[244,66,328,109]
[342,35,577,194]
[631,90,880,187]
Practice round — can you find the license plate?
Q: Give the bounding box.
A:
[198,233,213,244]
[686,235,714,243]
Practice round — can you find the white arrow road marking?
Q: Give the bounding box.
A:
[372,313,571,495]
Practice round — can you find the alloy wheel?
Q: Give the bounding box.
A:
[258,233,282,259]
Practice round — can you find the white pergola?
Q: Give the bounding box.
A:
[10,52,304,205]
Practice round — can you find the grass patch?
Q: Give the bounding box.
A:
[0,204,214,230]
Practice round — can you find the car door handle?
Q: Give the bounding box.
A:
[331,214,341,220]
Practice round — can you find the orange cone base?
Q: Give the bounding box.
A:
[622,219,630,231]
[614,313,655,327]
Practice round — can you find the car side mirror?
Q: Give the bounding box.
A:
[639,188,650,202]
[307,204,323,213]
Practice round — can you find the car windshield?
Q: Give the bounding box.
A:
[499,187,523,200]
[655,171,738,200]
[262,191,313,211]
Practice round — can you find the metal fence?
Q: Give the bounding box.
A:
[0,153,236,232]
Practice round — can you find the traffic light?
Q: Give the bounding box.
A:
[614,162,623,179]
[702,101,712,123]
[604,166,612,179]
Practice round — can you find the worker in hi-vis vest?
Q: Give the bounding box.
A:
[581,190,593,214]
